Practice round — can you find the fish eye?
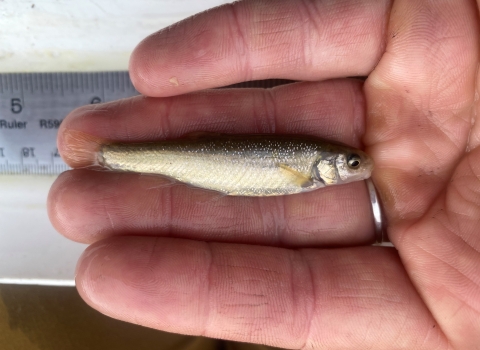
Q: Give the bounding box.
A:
[347,154,361,169]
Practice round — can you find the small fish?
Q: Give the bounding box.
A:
[98,133,374,196]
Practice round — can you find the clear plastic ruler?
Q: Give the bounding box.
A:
[0,72,139,175]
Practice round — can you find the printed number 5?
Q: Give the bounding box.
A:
[11,98,23,114]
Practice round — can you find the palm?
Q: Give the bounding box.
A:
[49,0,480,348]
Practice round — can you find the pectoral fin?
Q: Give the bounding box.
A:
[278,164,314,188]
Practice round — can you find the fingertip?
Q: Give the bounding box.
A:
[48,171,78,239]
[59,129,103,168]
[48,170,114,244]
[75,238,120,313]
[129,30,191,97]
[129,35,159,96]
[75,236,211,333]
[58,105,106,168]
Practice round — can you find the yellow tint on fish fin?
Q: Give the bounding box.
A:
[278,164,313,188]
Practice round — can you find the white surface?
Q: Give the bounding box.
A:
[0,0,232,72]
[0,176,84,284]
[0,0,233,285]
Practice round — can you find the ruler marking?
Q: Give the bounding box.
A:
[33,73,38,92]
[115,72,120,91]
[49,73,54,94]
[40,73,48,95]
[53,73,58,92]
[89,73,94,93]
[87,72,91,92]
[19,74,25,109]
[62,73,66,95]
[101,73,106,103]
[0,71,136,175]
[66,73,71,93]
[42,73,47,93]
[86,73,91,93]
[33,74,38,92]
[71,72,76,93]
[117,71,121,92]
[81,73,85,93]
[111,71,115,92]
[37,73,42,94]
[9,74,14,92]
[27,73,32,94]
[71,73,75,91]
[41,73,45,94]
[118,72,122,92]
[74,73,79,91]
[83,73,88,92]
[60,73,65,97]
[94,72,99,90]
[69,72,74,93]
[7,74,12,93]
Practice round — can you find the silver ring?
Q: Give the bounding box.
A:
[365,178,385,243]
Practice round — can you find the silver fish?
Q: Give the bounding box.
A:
[98,133,374,196]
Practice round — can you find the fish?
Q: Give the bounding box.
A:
[97,133,374,196]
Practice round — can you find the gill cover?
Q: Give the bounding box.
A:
[313,154,338,185]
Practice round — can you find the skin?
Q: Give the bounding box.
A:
[48,0,480,348]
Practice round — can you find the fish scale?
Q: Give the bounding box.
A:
[99,134,374,197]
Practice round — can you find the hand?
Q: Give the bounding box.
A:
[48,0,480,348]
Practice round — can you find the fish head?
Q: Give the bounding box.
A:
[313,149,374,186]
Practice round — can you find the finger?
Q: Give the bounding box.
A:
[51,80,375,246]
[58,80,366,167]
[49,169,373,246]
[76,236,447,349]
[364,0,478,227]
[129,0,391,97]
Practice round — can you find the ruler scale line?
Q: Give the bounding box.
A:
[19,74,25,109]
[0,71,139,175]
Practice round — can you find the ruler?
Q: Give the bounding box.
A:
[0,72,139,175]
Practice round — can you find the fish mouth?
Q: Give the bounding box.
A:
[356,158,374,181]
[363,156,375,177]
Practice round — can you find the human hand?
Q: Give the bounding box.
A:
[48,0,480,348]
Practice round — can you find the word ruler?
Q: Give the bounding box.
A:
[0,72,138,175]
